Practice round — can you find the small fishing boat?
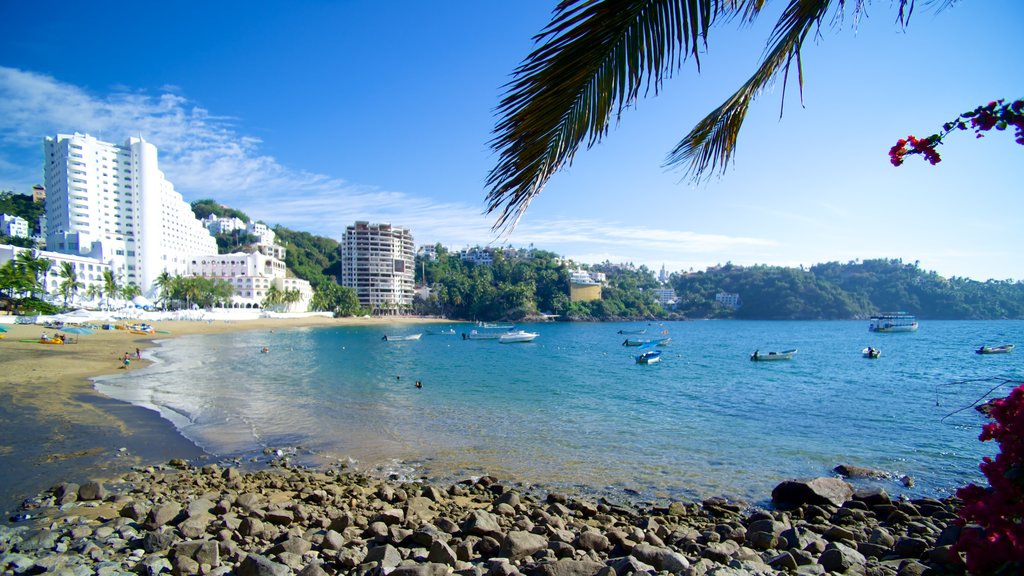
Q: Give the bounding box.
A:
[617,329,647,335]
[382,333,422,342]
[656,337,672,347]
[976,344,1014,355]
[750,349,797,361]
[869,313,918,333]
[499,330,539,344]
[862,347,881,359]
[622,338,651,347]
[636,350,662,364]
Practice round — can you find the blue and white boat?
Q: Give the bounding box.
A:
[636,350,662,364]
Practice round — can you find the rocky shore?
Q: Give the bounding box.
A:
[0,458,967,576]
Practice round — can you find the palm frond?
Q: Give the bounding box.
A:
[486,0,753,232]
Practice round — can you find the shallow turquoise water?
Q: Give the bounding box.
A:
[95,320,1024,504]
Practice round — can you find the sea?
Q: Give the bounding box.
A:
[93,320,1024,506]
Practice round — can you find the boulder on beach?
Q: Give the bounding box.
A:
[771,477,854,508]
[834,464,890,479]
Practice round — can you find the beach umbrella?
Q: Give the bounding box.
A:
[0,325,9,333]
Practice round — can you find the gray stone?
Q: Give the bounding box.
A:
[237,553,290,576]
[365,544,403,568]
[270,536,312,556]
[772,478,854,508]
[893,537,928,559]
[236,493,262,510]
[173,554,200,575]
[322,529,344,551]
[429,539,459,566]
[297,561,330,576]
[630,543,689,572]
[78,480,107,501]
[145,503,182,529]
[818,542,865,573]
[575,531,610,552]
[896,559,928,576]
[499,530,548,561]
[264,509,294,525]
[136,529,178,553]
[137,554,173,576]
[607,556,655,575]
[833,465,889,479]
[701,540,740,563]
[54,482,80,504]
[768,551,798,571]
[463,510,503,538]
[529,559,605,576]
[391,564,453,576]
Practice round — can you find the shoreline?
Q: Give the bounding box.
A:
[0,315,456,517]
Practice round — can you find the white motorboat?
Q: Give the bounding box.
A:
[499,330,539,343]
[750,349,797,361]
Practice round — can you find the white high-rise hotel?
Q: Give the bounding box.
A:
[340,221,415,314]
[43,133,217,295]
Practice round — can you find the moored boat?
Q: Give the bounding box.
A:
[622,338,651,347]
[869,313,918,333]
[478,322,514,329]
[750,349,797,361]
[499,330,539,344]
[617,329,647,335]
[656,337,672,347]
[382,333,422,341]
[976,344,1014,355]
[862,347,881,359]
[636,350,662,364]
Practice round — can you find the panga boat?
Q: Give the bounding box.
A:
[636,350,662,364]
[869,313,918,333]
[382,333,422,341]
[862,347,881,359]
[976,344,1014,355]
[617,329,647,335]
[750,349,797,361]
[622,338,651,347]
[477,322,514,329]
[499,330,539,344]
[656,337,672,347]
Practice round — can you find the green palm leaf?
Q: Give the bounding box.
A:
[487,0,920,231]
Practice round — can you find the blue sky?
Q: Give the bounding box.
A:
[1,1,1021,281]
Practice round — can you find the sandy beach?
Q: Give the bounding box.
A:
[0,315,450,517]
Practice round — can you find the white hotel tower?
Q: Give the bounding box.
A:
[340,221,415,314]
[43,133,217,295]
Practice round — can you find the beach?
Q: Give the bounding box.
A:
[0,315,446,517]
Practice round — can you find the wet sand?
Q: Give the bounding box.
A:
[0,315,449,518]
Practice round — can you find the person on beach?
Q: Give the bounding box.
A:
[135,347,141,359]
[415,380,422,389]
[121,352,131,370]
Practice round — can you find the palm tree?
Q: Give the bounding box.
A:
[101,269,120,310]
[486,0,923,230]
[58,262,83,308]
[121,282,142,303]
[15,249,52,299]
[84,283,103,306]
[262,285,283,311]
[152,271,173,310]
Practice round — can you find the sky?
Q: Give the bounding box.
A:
[1,1,1022,281]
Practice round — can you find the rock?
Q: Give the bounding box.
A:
[428,539,459,566]
[297,561,330,576]
[852,487,891,508]
[391,564,453,576]
[54,482,80,505]
[833,465,889,479]
[528,559,605,576]
[499,530,548,561]
[630,543,689,572]
[818,542,866,573]
[463,509,504,538]
[145,502,182,529]
[78,480,107,501]
[269,536,312,556]
[365,544,403,568]
[607,556,655,575]
[574,531,610,552]
[322,529,344,551]
[769,551,799,571]
[237,553,290,576]
[772,478,854,508]
[893,537,929,559]
[896,559,928,576]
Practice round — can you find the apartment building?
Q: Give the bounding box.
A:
[339,221,414,314]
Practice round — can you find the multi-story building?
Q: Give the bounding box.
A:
[42,133,217,296]
[202,215,276,246]
[0,214,30,238]
[187,244,312,312]
[340,221,414,314]
[715,292,741,308]
[32,184,46,204]
[0,244,111,301]
[569,269,602,302]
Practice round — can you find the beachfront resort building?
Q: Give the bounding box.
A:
[0,214,30,238]
[340,221,415,315]
[187,244,312,312]
[0,244,111,301]
[42,133,217,296]
[202,215,276,245]
[569,269,603,302]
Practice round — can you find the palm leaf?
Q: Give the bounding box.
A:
[488,0,923,230]
[487,0,751,233]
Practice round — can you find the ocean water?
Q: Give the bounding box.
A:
[94,320,1024,505]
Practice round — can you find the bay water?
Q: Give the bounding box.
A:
[94,320,1023,505]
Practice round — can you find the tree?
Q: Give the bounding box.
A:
[486,0,923,230]
[152,271,173,310]
[262,285,283,311]
[15,249,52,299]
[101,269,120,310]
[57,261,83,308]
